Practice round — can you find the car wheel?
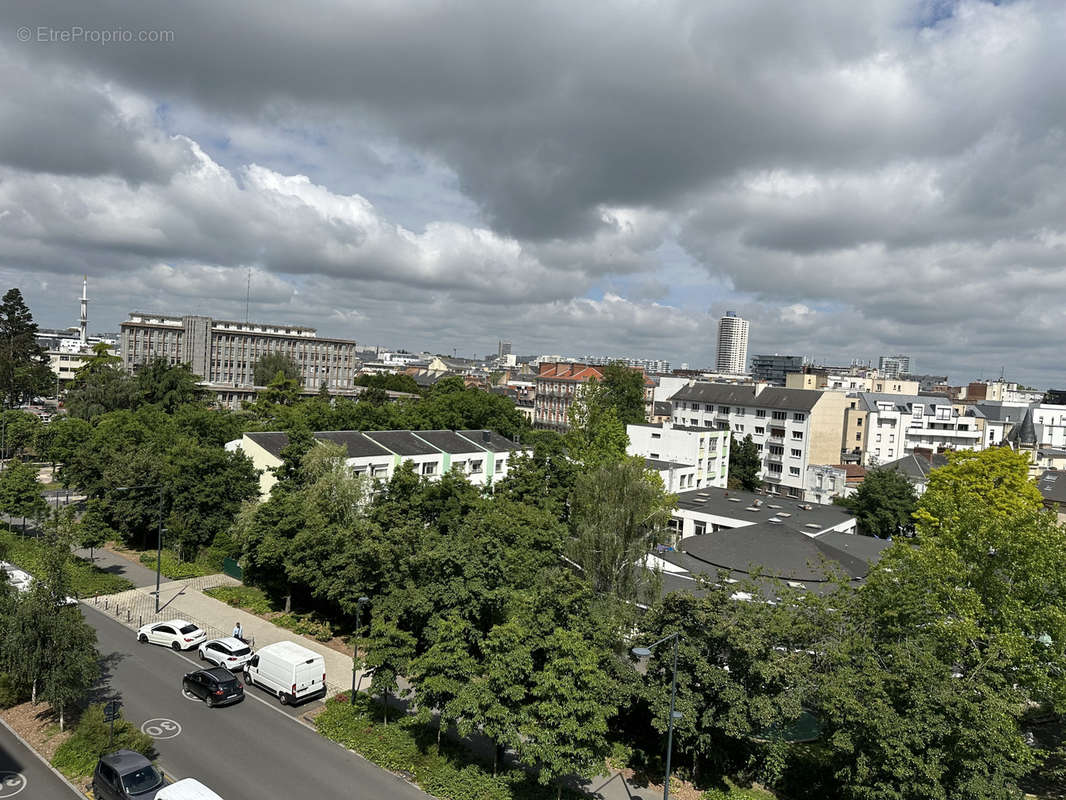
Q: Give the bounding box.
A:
[171,641,181,651]
[198,650,206,661]
[279,691,290,706]
[206,697,216,708]
[138,633,148,643]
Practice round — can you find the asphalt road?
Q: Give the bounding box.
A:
[0,716,78,800]
[83,604,429,800]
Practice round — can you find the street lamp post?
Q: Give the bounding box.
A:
[632,632,682,800]
[116,485,165,613]
[351,596,369,705]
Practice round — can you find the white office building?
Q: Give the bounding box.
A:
[716,312,749,374]
[627,421,731,490]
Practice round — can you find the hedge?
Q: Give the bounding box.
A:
[52,704,156,780]
[138,549,215,579]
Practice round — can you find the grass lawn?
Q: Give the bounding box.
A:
[0,528,133,596]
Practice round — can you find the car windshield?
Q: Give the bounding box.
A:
[121,765,164,794]
[230,645,251,656]
[179,624,199,634]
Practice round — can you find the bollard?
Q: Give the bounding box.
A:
[104,598,109,611]
[127,607,131,622]
[139,615,142,627]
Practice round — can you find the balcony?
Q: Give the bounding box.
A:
[765,451,783,463]
[768,430,786,443]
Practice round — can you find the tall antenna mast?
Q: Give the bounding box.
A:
[245,268,251,323]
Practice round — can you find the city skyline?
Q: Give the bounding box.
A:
[4,2,1066,386]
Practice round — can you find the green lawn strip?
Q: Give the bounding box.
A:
[52,705,155,781]
[315,694,583,800]
[203,584,276,614]
[0,529,132,596]
[137,548,216,579]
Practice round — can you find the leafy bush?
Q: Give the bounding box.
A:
[204,585,276,615]
[0,529,132,597]
[138,549,213,579]
[0,673,26,708]
[275,612,334,642]
[315,696,581,800]
[52,704,156,780]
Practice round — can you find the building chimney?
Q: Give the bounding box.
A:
[482,430,491,443]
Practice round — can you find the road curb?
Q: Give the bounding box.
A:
[0,714,85,797]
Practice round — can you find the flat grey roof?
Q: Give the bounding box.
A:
[457,430,524,451]
[1038,470,1066,504]
[413,430,487,454]
[244,431,291,459]
[645,458,694,471]
[673,486,854,531]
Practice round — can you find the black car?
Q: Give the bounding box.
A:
[92,750,167,800]
[182,666,245,707]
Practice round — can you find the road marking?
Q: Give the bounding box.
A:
[141,718,182,739]
[180,687,202,702]
[0,772,26,797]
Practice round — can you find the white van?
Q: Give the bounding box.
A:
[156,778,224,800]
[243,640,326,705]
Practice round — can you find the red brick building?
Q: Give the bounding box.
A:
[533,362,653,431]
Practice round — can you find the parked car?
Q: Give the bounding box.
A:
[243,640,326,705]
[182,667,244,707]
[197,637,253,669]
[156,778,225,800]
[137,619,207,650]
[92,750,167,800]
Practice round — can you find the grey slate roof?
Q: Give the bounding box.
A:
[674,486,854,532]
[680,523,883,582]
[644,458,694,471]
[313,431,392,458]
[880,452,949,481]
[669,382,823,412]
[413,430,486,454]
[364,430,443,456]
[1038,470,1066,504]
[1006,407,1037,447]
[244,432,291,459]
[973,404,1029,423]
[457,430,524,451]
[653,400,673,416]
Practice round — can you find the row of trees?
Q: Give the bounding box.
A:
[0,521,100,730]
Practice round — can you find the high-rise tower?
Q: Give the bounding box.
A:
[715,311,749,374]
[79,276,88,345]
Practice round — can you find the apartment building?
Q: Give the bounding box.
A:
[848,393,985,466]
[533,362,653,431]
[231,429,527,498]
[668,382,849,498]
[786,369,919,395]
[716,312,749,374]
[750,354,804,386]
[120,313,358,392]
[627,421,731,490]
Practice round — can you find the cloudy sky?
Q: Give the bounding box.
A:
[2,0,1065,385]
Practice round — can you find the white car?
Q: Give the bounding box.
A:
[137,619,207,651]
[198,637,254,669]
[1,561,77,605]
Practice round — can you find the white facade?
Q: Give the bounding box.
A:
[804,464,848,505]
[1031,405,1066,448]
[860,395,983,466]
[627,422,730,489]
[716,312,749,374]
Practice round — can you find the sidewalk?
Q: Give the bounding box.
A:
[86,576,363,697]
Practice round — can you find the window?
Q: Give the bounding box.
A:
[694,520,707,536]
[876,433,882,443]
[855,432,862,441]
[767,463,782,474]
[789,466,801,476]
[793,412,806,421]
[735,425,744,433]
[755,409,766,418]
[667,517,682,532]
[470,460,483,474]
[735,407,745,416]
[651,432,661,439]
[650,452,660,459]
[790,448,801,458]
[755,426,765,434]
[421,462,436,476]
[720,406,730,414]
[856,418,863,426]
[792,431,803,440]
[772,411,787,420]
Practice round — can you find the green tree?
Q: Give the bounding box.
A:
[728,434,761,491]
[0,410,41,460]
[495,430,578,520]
[841,467,917,538]
[521,627,620,799]
[40,608,100,730]
[364,615,416,725]
[0,459,48,532]
[133,358,206,412]
[78,498,112,561]
[63,362,136,421]
[915,447,1042,532]
[74,341,121,379]
[600,362,649,425]
[258,370,301,408]
[355,372,422,395]
[408,613,480,744]
[568,457,675,607]
[253,353,302,386]
[0,288,52,406]
[34,415,92,474]
[565,381,628,468]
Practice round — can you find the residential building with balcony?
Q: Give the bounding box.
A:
[533,362,653,431]
[667,382,850,498]
[850,393,986,466]
[627,421,730,490]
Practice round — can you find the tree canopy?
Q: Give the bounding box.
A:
[253,353,302,386]
[728,434,761,491]
[0,288,52,406]
[841,466,917,538]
